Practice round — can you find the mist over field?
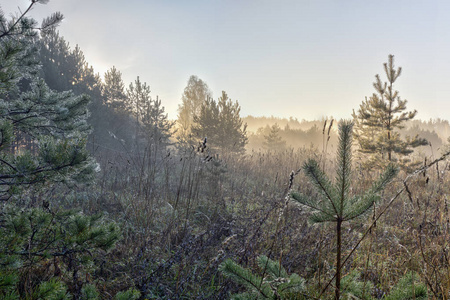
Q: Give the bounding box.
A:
[1,1,450,299]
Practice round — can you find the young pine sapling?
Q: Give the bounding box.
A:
[290,120,398,299]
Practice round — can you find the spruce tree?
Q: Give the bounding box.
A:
[290,120,398,299]
[352,55,428,168]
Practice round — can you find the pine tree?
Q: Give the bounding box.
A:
[219,255,305,299]
[103,66,127,112]
[126,76,173,147]
[38,28,113,150]
[191,97,219,146]
[352,55,428,168]
[114,288,141,300]
[263,123,286,151]
[385,272,427,300]
[0,2,120,298]
[141,95,174,147]
[290,120,398,299]
[0,205,120,298]
[39,30,103,100]
[192,91,247,155]
[101,65,134,149]
[177,75,211,145]
[69,45,107,148]
[38,29,73,91]
[127,76,151,124]
[0,3,96,199]
[124,76,173,198]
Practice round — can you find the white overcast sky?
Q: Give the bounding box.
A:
[2,0,450,121]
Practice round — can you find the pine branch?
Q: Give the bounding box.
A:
[290,191,335,219]
[302,159,339,215]
[219,259,272,299]
[257,255,288,279]
[0,2,36,38]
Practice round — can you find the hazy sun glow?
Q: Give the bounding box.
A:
[3,0,450,121]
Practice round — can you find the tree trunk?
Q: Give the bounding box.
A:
[336,218,342,299]
[388,130,392,161]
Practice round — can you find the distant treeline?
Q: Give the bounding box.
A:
[243,116,449,155]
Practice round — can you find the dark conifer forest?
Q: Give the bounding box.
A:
[1,1,450,299]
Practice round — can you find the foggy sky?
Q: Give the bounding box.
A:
[3,0,450,121]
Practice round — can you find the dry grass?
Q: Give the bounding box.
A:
[56,137,450,299]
